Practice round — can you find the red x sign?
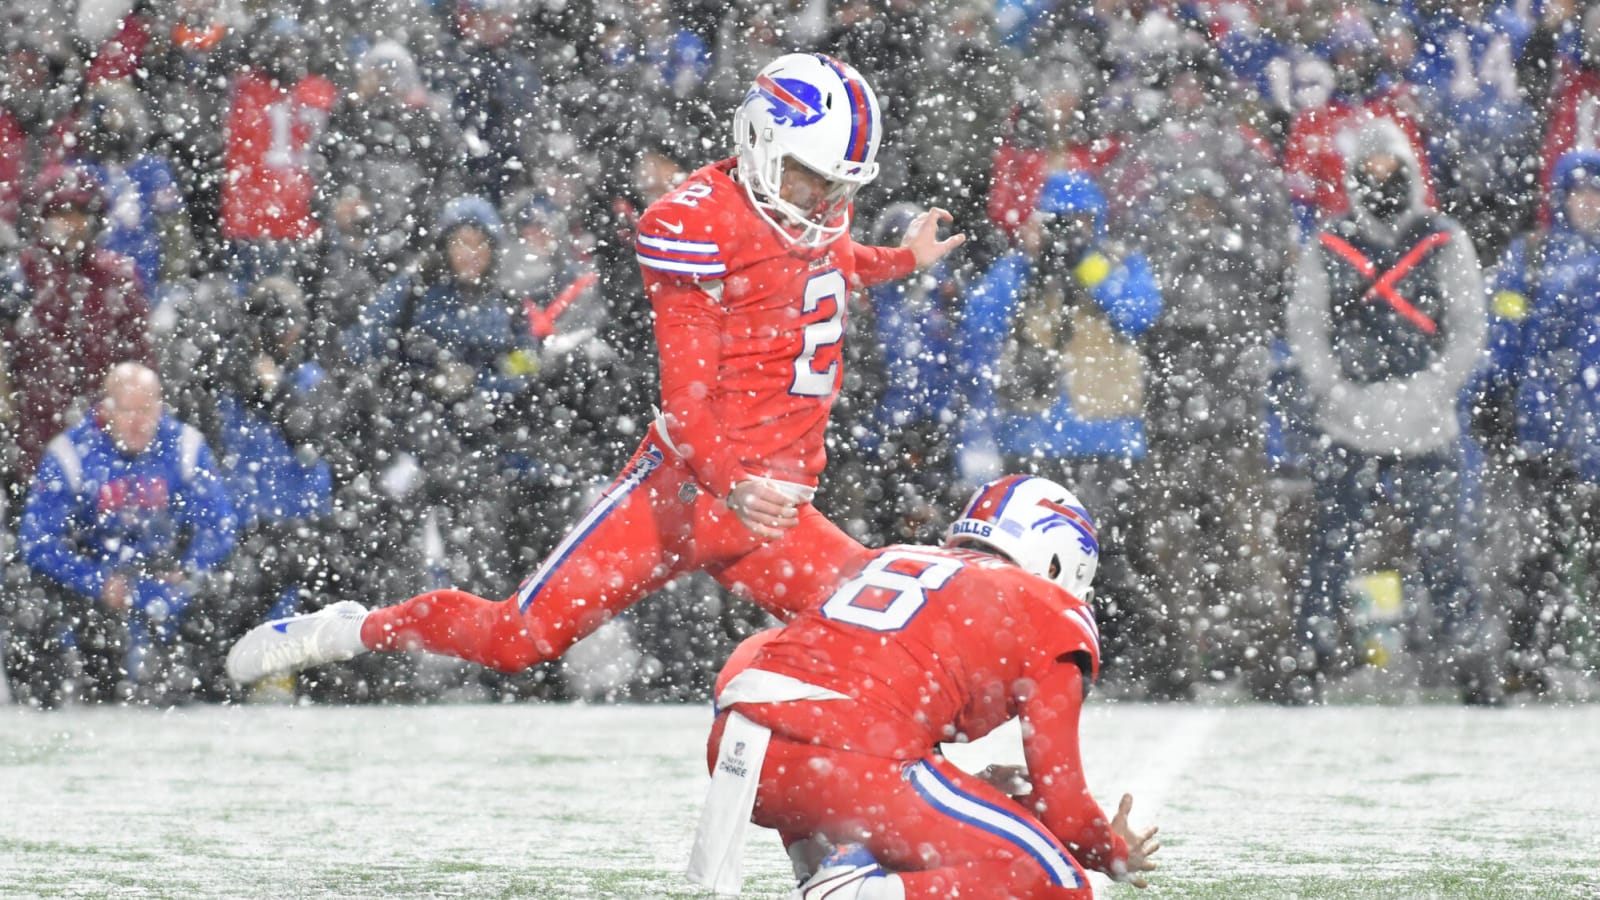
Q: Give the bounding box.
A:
[1317,231,1451,337]
[524,272,599,340]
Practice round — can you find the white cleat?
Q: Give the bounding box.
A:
[226,600,370,684]
[793,844,903,900]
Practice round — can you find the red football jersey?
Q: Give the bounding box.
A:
[221,69,335,241]
[723,544,1126,876]
[636,159,915,496]
[738,545,1101,760]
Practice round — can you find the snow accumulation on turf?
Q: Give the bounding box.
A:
[1,703,1598,899]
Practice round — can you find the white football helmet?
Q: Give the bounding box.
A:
[732,53,882,247]
[944,475,1100,601]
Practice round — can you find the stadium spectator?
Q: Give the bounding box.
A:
[70,79,193,298]
[1479,149,1600,694]
[497,195,619,555]
[1537,4,1600,227]
[346,194,533,595]
[1285,117,1492,704]
[988,61,1121,247]
[1406,0,1542,257]
[908,2,1013,233]
[691,475,1159,898]
[320,38,465,283]
[957,169,1173,697]
[1282,12,1438,231]
[0,29,71,233]
[132,0,244,269]
[6,363,235,707]
[1,168,152,483]
[1213,0,1344,147]
[219,19,335,282]
[430,0,543,204]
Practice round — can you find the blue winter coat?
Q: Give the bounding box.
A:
[868,264,962,444]
[80,155,183,293]
[1489,150,1600,480]
[957,174,1162,478]
[215,362,334,530]
[345,196,533,400]
[1407,3,1537,176]
[21,413,237,625]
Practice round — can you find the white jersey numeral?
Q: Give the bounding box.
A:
[820,549,963,632]
[790,269,847,397]
[264,101,300,170]
[671,182,715,207]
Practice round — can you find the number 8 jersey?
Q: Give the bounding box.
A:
[726,544,1103,761]
[636,158,915,498]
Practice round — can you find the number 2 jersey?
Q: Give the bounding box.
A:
[635,158,915,497]
[729,545,1103,761]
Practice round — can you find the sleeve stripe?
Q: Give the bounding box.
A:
[179,424,204,481]
[637,245,726,265]
[46,434,84,493]
[1068,606,1100,646]
[637,233,722,255]
[636,254,728,276]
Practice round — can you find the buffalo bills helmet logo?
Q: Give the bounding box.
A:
[1031,499,1099,559]
[752,73,825,127]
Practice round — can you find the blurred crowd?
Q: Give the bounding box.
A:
[1,0,1598,708]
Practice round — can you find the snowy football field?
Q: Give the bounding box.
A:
[2,702,1598,899]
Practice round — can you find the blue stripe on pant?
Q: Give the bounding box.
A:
[905,760,1083,888]
[515,445,665,613]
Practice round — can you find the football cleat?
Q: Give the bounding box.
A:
[226,600,370,684]
[792,844,903,900]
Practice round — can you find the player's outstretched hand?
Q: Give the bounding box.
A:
[1109,793,1160,888]
[727,478,802,539]
[902,206,966,269]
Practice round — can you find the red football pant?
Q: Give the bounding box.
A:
[707,714,1093,900]
[359,426,868,670]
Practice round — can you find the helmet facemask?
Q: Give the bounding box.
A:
[735,113,862,247]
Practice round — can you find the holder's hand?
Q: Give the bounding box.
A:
[1109,793,1160,888]
[726,479,801,539]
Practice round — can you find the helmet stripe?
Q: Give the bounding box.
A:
[841,77,869,163]
[816,55,872,165]
[964,474,1028,521]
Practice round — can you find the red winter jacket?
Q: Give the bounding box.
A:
[6,245,153,475]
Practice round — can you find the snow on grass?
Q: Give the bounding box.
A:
[2,702,1598,898]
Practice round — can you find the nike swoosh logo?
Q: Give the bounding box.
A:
[271,621,292,634]
[659,219,685,235]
